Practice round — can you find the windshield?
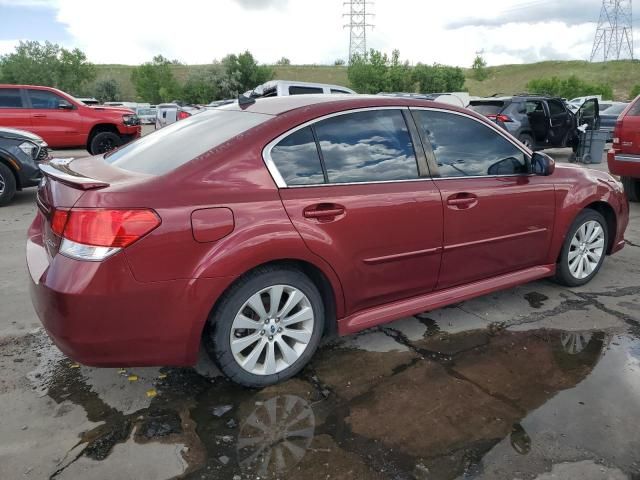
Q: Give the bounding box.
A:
[137,108,155,116]
[602,104,627,115]
[104,109,271,175]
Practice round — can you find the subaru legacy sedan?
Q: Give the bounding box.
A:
[27,95,629,387]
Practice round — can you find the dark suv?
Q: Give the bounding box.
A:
[469,95,599,150]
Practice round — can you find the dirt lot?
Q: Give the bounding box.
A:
[0,146,639,480]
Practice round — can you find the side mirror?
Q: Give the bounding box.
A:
[531,152,555,176]
[58,101,74,110]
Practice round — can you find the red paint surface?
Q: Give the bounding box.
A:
[27,95,629,367]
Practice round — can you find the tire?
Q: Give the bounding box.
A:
[89,131,122,155]
[554,209,608,287]
[621,176,640,202]
[518,133,534,150]
[205,266,325,388]
[0,162,17,207]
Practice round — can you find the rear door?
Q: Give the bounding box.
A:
[411,108,555,290]
[26,89,84,147]
[0,87,31,130]
[546,99,573,146]
[617,98,640,156]
[269,108,443,315]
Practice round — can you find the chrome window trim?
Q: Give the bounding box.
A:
[262,106,423,188]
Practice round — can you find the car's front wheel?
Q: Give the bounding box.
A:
[89,131,122,155]
[0,162,17,207]
[555,209,608,287]
[205,266,325,388]
[518,133,534,150]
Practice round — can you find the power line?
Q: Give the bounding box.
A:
[591,0,634,61]
[343,1,374,61]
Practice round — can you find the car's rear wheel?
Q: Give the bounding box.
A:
[518,133,534,150]
[554,209,608,287]
[205,266,325,387]
[89,131,122,155]
[621,176,640,202]
[0,162,17,207]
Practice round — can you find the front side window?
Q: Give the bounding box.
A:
[28,90,70,109]
[548,100,566,116]
[0,88,24,108]
[270,127,325,185]
[314,110,419,183]
[414,110,528,178]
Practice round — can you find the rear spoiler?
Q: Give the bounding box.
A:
[39,160,110,190]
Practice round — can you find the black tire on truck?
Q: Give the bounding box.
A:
[0,162,17,207]
[621,176,640,202]
[89,131,122,155]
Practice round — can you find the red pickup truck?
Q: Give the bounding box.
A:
[608,95,640,201]
[0,85,141,155]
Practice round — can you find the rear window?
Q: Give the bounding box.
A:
[104,109,271,175]
[289,86,324,95]
[603,104,628,115]
[626,99,640,117]
[469,102,505,116]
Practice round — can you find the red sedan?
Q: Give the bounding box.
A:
[27,95,629,387]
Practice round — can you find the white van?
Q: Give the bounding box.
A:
[246,80,356,98]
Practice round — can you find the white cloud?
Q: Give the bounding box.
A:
[3,0,628,66]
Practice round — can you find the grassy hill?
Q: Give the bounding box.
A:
[93,60,640,101]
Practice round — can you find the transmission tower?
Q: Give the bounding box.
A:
[590,0,634,62]
[343,1,374,61]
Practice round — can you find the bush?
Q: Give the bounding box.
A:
[472,55,488,81]
[92,79,121,102]
[222,51,273,92]
[182,64,242,104]
[630,84,640,99]
[412,63,466,93]
[526,75,613,100]
[131,55,181,103]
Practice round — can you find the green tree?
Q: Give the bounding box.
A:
[0,40,95,93]
[92,78,121,102]
[182,64,242,104]
[387,49,412,92]
[527,75,612,100]
[412,63,466,93]
[276,57,291,66]
[347,49,391,93]
[334,58,346,66]
[222,51,273,92]
[630,84,640,99]
[472,54,488,81]
[130,55,181,103]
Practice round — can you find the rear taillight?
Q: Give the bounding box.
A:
[612,119,623,148]
[177,111,191,120]
[487,114,513,123]
[51,208,160,261]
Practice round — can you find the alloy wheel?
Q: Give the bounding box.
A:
[0,173,5,195]
[230,285,315,375]
[568,220,605,279]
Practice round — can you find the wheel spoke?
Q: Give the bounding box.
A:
[276,338,299,365]
[247,293,268,319]
[589,239,605,250]
[278,290,304,318]
[588,225,601,243]
[282,328,312,344]
[264,342,277,375]
[268,286,284,317]
[242,338,267,371]
[234,314,262,330]
[282,306,313,327]
[568,249,580,261]
[231,332,261,354]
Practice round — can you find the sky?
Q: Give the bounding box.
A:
[0,0,637,66]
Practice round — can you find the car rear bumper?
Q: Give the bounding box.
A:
[608,150,640,178]
[27,221,233,367]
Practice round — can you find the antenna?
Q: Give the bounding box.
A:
[590,0,634,62]
[343,1,374,62]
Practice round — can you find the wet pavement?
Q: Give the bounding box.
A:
[1,150,639,480]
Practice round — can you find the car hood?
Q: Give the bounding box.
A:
[0,127,47,145]
[89,106,135,114]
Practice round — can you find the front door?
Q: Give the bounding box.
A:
[268,108,443,315]
[26,89,84,147]
[411,108,555,290]
[547,99,573,147]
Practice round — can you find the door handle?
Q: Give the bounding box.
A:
[303,204,345,220]
[446,193,478,209]
[33,113,47,118]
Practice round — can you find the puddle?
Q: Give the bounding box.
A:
[35,325,640,479]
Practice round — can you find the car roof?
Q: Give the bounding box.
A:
[260,79,355,91]
[217,94,470,116]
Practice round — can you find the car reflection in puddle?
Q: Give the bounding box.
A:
[45,327,631,479]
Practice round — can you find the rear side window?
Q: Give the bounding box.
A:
[270,127,325,185]
[289,86,324,95]
[331,89,350,94]
[104,110,270,175]
[548,100,566,116]
[0,88,24,108]
[469,102,505,116]
[314,110,419,183]
[414,110,527,177]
